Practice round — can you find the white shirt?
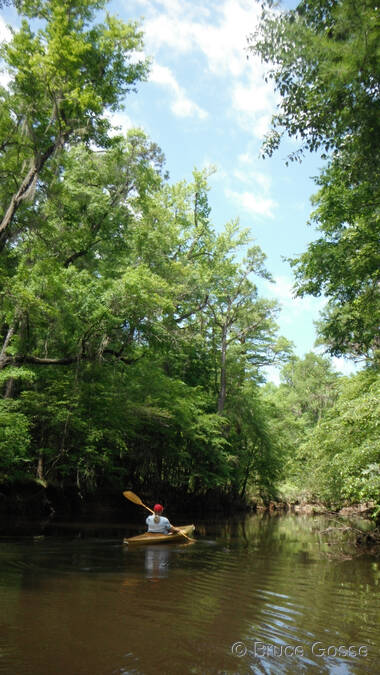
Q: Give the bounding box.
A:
[146,515,171,533]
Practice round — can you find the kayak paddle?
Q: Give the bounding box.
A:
[123,490,154,514]
[123,490,194,542]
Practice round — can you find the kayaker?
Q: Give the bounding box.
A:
[146,504,179,535]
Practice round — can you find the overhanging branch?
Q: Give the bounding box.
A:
[0,350,141,370]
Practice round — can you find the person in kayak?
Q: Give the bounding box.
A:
[146,504,179,535]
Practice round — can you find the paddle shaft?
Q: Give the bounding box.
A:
[138,500,154,514]
[123,490,193,542]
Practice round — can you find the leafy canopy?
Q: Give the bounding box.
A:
[248,0,380,363]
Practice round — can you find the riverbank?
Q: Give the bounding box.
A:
[0,479,249,521]
[258,500,379,521]
[1,479,378,527]
[256,499,380,553]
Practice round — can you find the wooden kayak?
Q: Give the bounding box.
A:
[123,524,195,546]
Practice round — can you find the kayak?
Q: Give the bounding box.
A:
[123,524,195,546]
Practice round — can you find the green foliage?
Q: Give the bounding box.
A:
[1,0,377,512]
[249,0,380,362]
[249,0,379,163]
[298,371,380,505]
[262,353,340,486]
[262,356,380,508]
[280,352,340,426]
[0,0,286,500]
[0,398,31,479]
[0,0,149,246]
[290,169,380,361]
[226,380,284,500]
[247,0,379,506]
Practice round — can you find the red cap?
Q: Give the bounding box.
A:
[153,504,163,512]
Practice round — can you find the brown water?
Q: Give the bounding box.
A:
[0,514,379,675]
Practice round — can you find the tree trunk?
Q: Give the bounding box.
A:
[36,451,44,481]
[240,455,253,500]
[4,377,15,398]
[1,325,16,396]
[217,326,227,414]
[0,146,55,239]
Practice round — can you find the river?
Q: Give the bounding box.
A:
[0,513,379,674]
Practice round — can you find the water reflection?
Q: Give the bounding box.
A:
[0,513,379,675]
[144,546,170,581]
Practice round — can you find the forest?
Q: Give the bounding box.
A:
[0,0,379,516]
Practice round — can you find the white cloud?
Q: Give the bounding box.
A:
[227,155,276,218]
[226,188,276,219]
[149,63,208,119]
[0,17,12,88]
[0,17,12,43]
[265,275,327,323]
[0,70,10,89]
[237,152,252,164]
[105,110,134,136]
[252,171,272,193]
[230,57,281,138]
[137,0,275,135]
[263,365,281,386]
[143,0,261,76]
[331,356,361,377]
[233,167,271,193]
[232,78,272,114]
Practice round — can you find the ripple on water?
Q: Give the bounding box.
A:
[0,516,379,675]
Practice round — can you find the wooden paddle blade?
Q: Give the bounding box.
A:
[123,490,154,513]
[123,490,143,506]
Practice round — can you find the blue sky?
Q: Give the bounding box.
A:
[0,0,357,380]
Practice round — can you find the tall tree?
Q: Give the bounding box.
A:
[0,133,168,374]
[205,238,283,414]
[0,0,292,502]
[280,352,340,426]
[261,353,340,491]
[248,0,380,363]
[0,0,148,247]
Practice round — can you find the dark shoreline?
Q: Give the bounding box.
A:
[0,480,250,522]
[0,480,378,528]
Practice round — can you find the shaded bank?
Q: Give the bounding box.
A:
[263,499,378,520]
[1,480,378,537]
[0,480,250,522]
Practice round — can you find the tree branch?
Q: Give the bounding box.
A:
[175,295,209,323]
[0,130,71,242]
[0,349,141,370]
